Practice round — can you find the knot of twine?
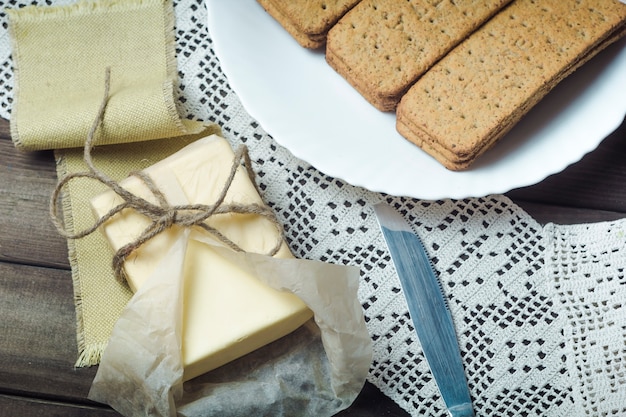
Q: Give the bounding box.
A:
[50,68,284,284]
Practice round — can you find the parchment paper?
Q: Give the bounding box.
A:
[89,228,372,417]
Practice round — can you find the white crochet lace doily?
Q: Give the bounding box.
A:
[2,1,626,416]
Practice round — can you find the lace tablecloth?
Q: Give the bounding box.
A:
[2,1,626,416]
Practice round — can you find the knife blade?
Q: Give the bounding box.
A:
[373,203,474,417]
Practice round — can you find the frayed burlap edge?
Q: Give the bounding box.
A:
[54,150,104,367]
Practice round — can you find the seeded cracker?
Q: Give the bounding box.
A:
[257,0,362,49]
[326,0,513,111]
[396,0,626,171]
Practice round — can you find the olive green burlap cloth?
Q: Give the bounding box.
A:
[8,0,218,366]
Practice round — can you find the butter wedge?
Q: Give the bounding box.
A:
[91,135,313,381]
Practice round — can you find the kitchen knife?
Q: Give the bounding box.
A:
[373,203,474,417]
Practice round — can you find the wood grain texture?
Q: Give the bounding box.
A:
[508,115,626,214]
[0,136,69,268]
[0,395,117,417]
[0,261,99,403]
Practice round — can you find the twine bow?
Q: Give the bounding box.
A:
[50,68,284,284]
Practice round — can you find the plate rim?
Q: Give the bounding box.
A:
[206,0,626,199]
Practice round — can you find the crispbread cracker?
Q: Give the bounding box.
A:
[257,0,362,49]
[397,0,626,170]
[326,0,513,111]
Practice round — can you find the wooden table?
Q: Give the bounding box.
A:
[2,114,625,416]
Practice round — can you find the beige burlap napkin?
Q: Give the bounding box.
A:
[7,0,218,366]
[56,131,218,367]
[7,0,208,151]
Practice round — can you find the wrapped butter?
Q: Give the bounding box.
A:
[90,134,313,381]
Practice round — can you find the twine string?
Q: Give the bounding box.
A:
[50,67,285,284]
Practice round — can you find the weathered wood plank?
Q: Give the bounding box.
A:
[0,395,117,417]
[0,115,9,139]
[0,133,69,268]
[514,200,626,225]
[0,261,97,401]
[507,116,626,213]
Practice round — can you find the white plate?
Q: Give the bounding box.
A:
[206,0,626,199]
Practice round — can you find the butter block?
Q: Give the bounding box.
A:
[91,135,313,381]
